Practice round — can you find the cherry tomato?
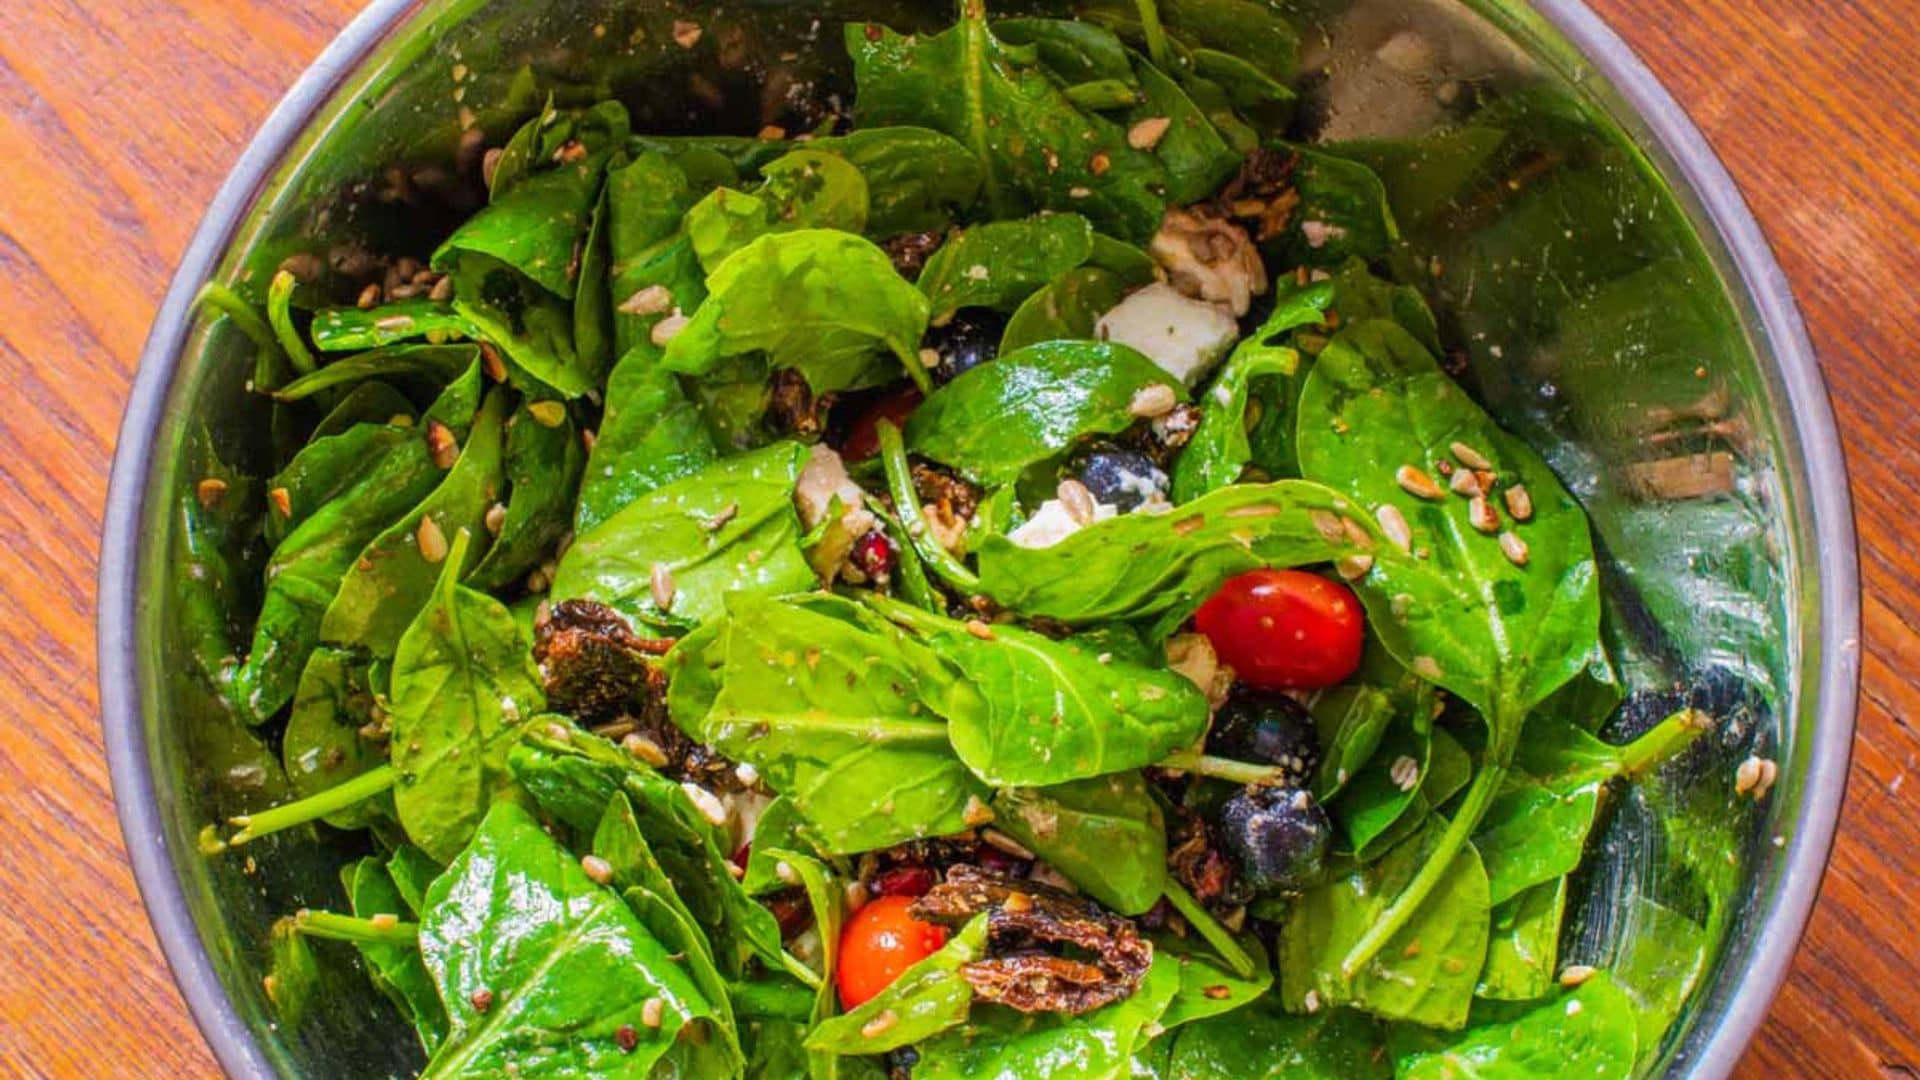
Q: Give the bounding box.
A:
[1194,569,1364,690]
[836,894,948,1008]
[840,389,924,463]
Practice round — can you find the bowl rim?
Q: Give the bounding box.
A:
[97,1,1861,1077]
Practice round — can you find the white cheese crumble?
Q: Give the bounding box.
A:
[1095,282,1239,386]
[1006,498,1118,549]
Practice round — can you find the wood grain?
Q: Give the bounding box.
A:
[0,0,1912,1076]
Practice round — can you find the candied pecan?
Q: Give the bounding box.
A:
[910,461,980,523]
[533,600,673,722]
[882,231,943,279]
[911,865,1151,1015]
[1215,147,1301,244]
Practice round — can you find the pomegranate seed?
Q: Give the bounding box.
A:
[973,842,1030,877]
[852,531,899,582]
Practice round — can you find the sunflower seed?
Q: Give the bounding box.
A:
[1469,494,1500,534]
[1127,116,1172,150]
[1498,531,1529,566]
[1504,483,1534,522]
[1449,467,1483,497]
[1058,478,1097,525]
[580,855,614,886]
[650,562,676,611]
[1129,383,1179,418]
[417,517,450,563]
[1375,505,1412,553]
[1395,465,1444,500]
[426,421,459,468]
[622,733,670,767]
[527,400,567,428]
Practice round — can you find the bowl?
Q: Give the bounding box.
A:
[99,0,1859,1076]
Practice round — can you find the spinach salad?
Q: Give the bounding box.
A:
[192,1,1723,1075]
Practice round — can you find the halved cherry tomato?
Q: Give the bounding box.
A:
[1194,569,1364,690]
[836,894,948,1008]
[840,388,924,463]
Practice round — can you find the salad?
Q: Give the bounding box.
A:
[183,1,1731,1076]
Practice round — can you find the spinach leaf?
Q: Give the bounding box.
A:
[385,846,442,916]
[663,230,932,395]
[740,797,812,896]
[467,399,586,591]
[1154,929,1272,1030]
[224,368,485,722]
[1607,897,1709,1069]
[808,127,984,236]
[993,18,1136,83]
[1474,710,1709,905]
[309,301,478,353]
[1129,54,1240,204]
[905,340,1181,487]
[1294,317,1602,976]
[999,267,1129,353]
[272,344,477,403]
[686,149,871,273]
[1280,822,1491,1030]
[309,381,417,441]
[416,802,722,1078]
[1166,1000,1389,1080]
[1311,642,1434,800]
[916,214,1095,322]
[805,914,989,1054]
[912,949,1180,1080]
[846,9,1169,244]
[867,595,1209,788]
[1475,877,1566,1002]
[321,387,509,657]
[990,772,1167,914]
[1386,973,1638,1079]
[554,441,816,633]
[507,729,796,981]
[388,529,545,862]
[973,480,1376,624]
[1171,283,1334,502]
[667,595,989,853]
[576,154,720,532]
[345,856,448,1050]
[281,647,389,830]
[758,847,851,1078]
[1268,146,1398,268]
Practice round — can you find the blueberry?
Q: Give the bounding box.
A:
[1216,784,1330,895]
[1070,444,1169,512]
[927,309,1007,384]
[1206,688,1321,785]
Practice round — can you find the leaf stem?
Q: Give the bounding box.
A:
[1134,0,1174,73]
[226,765,397,847]
[292,908,419,946]
[876,421,981,594]
[1161,879,1256,979]
[775,947,826,991]
[1338,758,1508,979]
[194,282,288,389]
[867,497,944,614]
[1158,750,1290,786]
[1615,708,1714,778]
[267,270,319,376]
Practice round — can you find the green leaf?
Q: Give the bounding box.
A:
[1165,1000,1389,1080]
[554,441,816,632]
[1310,643,1433,801]
[905,339,1181,487]
[224,369,485,722]
[1475,877,1567,1002]
[345,856,448,1050]
[1154,930,1272,1031]
[667,595,989,853]
[846,10,1170,243]
[281,647,390,830]
[973,479,1376,624]
[1268,146,1398,268]
[912,949,1181,1079]
[916,214,1095,321]
[467,399,586,591]
[309,301,479,353]
[1607,897,1709,1069]
[321,388,510,657]
[805,914,989,1054]
[993,18,1136,83]
[1171,282,1332,502]
[663,230,932,395]
[273,344,477,402]
[990,772,1167,914]
[1280,822,1492,1029]
[388,529,545,862]
[1129,55,1240,205]
[1387,973,1638,1079]
[867,595,1209,788]
[808,127,985,236]
[999,267,1129,353]
[417,802,721,1078]
[686,149,871,272]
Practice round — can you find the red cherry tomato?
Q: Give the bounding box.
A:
[841,389,924,463]
[836,894,948,1008]
[1194,569,1364,690]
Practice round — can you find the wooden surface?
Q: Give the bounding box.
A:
[0,0,1913,1075]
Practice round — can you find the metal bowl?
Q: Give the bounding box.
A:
[99,0,1859,1076]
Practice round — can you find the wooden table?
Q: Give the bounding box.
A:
[0,0,1913,1075]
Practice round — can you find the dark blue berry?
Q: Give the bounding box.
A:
[1070,444,1168,512]
[927,309,1007,384]
[1206,689,1321,785]
[1217,784,1329,895]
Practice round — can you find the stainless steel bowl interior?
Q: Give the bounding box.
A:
[99,0,1859,1076]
